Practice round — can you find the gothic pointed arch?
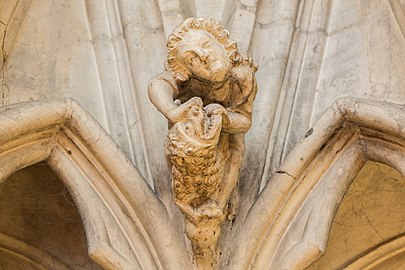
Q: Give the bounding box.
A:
[0,99,192,270]
[224,97,405,269]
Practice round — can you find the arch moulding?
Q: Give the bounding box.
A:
[227,97,405,269]
[0,99,192,270]
[0,97,405,270]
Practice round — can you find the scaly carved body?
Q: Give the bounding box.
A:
[148,18,258,269]
[166,103,226,206]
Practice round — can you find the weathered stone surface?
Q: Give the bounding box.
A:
[308,161,405,269]
[2,0,403,198]
[0,164,102,270]
[0,0,404,269]
[148,18,258,269]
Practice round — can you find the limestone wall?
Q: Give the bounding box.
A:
[0,1,404,269]
[2,0,404,193]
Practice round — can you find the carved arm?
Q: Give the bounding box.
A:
[221,111,252,134]
[148,74,203,124]
[221,65,258,134]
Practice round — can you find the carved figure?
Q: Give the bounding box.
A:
[148,18,258,269]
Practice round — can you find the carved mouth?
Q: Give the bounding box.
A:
[168,105,222,154]
[204,114,222,141]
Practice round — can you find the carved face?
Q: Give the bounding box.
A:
[177,29,231,84]
[167,104,222,156]
[166,105,224,204]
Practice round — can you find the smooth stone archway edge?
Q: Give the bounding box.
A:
[0,99,193,270]
[0,97,404,269]
[227,97,405,269]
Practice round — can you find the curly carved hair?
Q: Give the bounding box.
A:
[165,18,258,83]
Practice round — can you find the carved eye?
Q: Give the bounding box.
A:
[184,51,200,65]
[185,123,197,137]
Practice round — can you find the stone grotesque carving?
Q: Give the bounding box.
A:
[148,18,258,269]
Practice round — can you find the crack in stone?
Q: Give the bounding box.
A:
[275,170,297,180]
[1,26,8,106]
[255,17,296,29]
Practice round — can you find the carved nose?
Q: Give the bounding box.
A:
[196,49,208,61]
[200,53,208,61]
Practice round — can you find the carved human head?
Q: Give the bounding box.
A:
[166,18,240,83]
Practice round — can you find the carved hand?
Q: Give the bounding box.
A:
[204,103,230,125]
[167,97,203,124]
